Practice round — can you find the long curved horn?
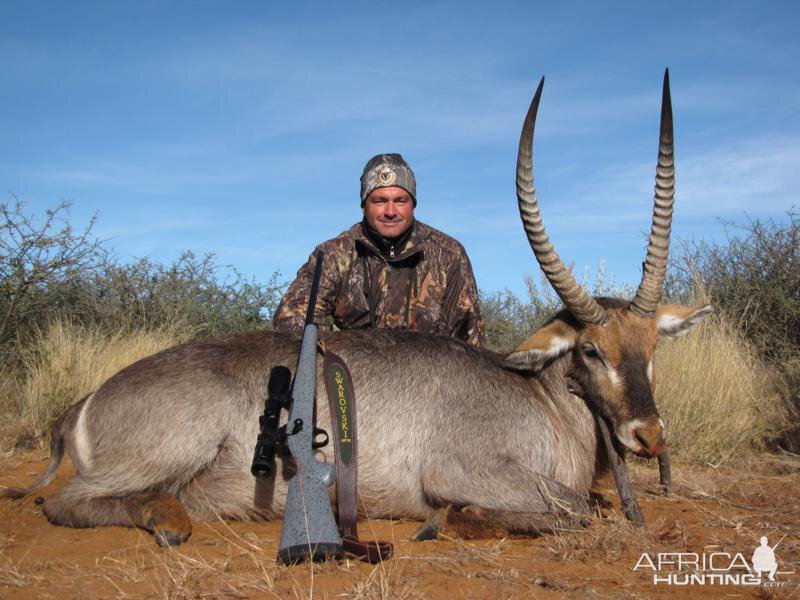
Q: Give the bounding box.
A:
[516,77,608,326]
[631,69,675,317]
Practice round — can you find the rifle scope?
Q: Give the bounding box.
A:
[251,365,292,478]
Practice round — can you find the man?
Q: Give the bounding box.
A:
[752,536,778,582]
[272,153,484,346]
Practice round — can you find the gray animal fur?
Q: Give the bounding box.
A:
[8,328,598,533]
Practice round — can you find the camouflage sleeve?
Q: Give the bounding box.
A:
[272,246,342,331]
[446,246,485,347]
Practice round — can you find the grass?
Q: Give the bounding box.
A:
[0,301,794,464]
[0,318,191,451]
[0,558,40,588]
[654,304,795,465]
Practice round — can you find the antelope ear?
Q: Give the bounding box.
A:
[503,318,578,373]
[656,304,713,338]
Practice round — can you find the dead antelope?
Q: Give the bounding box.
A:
[1,70,710,546]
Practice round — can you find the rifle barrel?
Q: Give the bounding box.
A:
[772,534,787,550]
[304,251,324,326]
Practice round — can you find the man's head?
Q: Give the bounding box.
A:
[363,185,414,238]
[360,153,416,239]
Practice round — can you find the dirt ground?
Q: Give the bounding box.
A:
[1,451,798,599]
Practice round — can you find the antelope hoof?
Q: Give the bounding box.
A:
[589,491,613,509]
[410,522,438,541]
[411,506,449,541]
[154,528,189,547]
[134,492,192,547]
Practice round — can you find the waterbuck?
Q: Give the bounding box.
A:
[2,70,711,547]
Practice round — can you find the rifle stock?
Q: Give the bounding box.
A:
[277,251,343,565]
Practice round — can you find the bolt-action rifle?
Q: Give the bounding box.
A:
[252,250,343,564]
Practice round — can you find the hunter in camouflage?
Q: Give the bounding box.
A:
[272,153,484,346]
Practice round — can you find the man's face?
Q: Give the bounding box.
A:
[363,186,414,238]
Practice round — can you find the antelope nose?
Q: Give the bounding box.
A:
[628,419,665,458]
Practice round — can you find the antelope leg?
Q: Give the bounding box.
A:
[595,415,645,525]
[658,450,672,493]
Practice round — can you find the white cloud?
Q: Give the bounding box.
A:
[680,135,800,215]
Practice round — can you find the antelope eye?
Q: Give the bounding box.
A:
[581,343,600,358]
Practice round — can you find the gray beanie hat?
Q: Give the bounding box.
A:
[360,153,417,207]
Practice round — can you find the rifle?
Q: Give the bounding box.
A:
[772,534,787,551]
[276,250,343,564]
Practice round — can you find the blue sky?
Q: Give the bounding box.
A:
[2,1,798,299]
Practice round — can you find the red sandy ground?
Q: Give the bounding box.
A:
[1,451,798,599]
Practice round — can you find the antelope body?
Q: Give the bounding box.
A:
[1,71,711,546]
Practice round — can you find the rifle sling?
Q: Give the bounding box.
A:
[323,349,393,563]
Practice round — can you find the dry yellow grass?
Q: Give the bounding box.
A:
[1,305,793,465]
[655,305,793,465]
[1,318,191,450]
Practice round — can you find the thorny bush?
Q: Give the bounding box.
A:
[0,198,282,365]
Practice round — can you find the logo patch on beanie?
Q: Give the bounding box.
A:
[377,167,396,185]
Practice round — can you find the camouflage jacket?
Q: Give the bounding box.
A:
[272,220,485,346]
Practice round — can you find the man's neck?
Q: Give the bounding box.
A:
[361,218,415,259]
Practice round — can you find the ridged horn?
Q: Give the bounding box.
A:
[516,77,608,327]
[631,68,675,317]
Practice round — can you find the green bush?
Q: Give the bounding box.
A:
[666,212,800,451]
[82,252,282,337]
[667,211,799,373]
[480,261,633,353]
[0,198,106,353]
[1,198,283,365]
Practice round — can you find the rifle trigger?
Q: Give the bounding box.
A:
[288,419,303,436]
[312,427,329,450]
